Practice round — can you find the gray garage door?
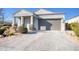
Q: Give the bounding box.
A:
[38,19,61,30]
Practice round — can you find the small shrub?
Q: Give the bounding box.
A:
[0,26,9,35]
[9,27,16,33]
[8,31,14,36]
[3,28,15,36]
[0,28,6,35]
[8,27,16,36]
[18,26,28,33]
[70,22,79,37]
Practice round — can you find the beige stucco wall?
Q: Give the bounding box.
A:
[38,14,64,19]
[61,17,65,31]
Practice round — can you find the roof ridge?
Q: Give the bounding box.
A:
[13,9,33,16]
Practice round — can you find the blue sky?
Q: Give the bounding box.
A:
[4,8,79,22]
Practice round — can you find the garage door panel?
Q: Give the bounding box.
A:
[50,20,61,30]
[39,19,61,30]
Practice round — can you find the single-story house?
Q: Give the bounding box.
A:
[65,16,79,30]
[65,16,79,24]
[12,9,65,31]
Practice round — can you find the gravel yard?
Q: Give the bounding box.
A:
[0,31,79,51]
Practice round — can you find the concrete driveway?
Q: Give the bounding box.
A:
[0,31,79,51]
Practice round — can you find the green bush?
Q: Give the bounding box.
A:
[18,26,28,33]
[0,28,6,35]
[70,22,79,37]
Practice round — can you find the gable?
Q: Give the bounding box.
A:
[13,10,33,17]
[66,16,79,23]
[35,9,54,15]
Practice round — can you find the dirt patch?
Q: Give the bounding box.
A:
[66,31,79,45]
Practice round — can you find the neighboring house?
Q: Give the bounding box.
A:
[65,16,79,30]
[12,9,65,31]
[65,16,79,24]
